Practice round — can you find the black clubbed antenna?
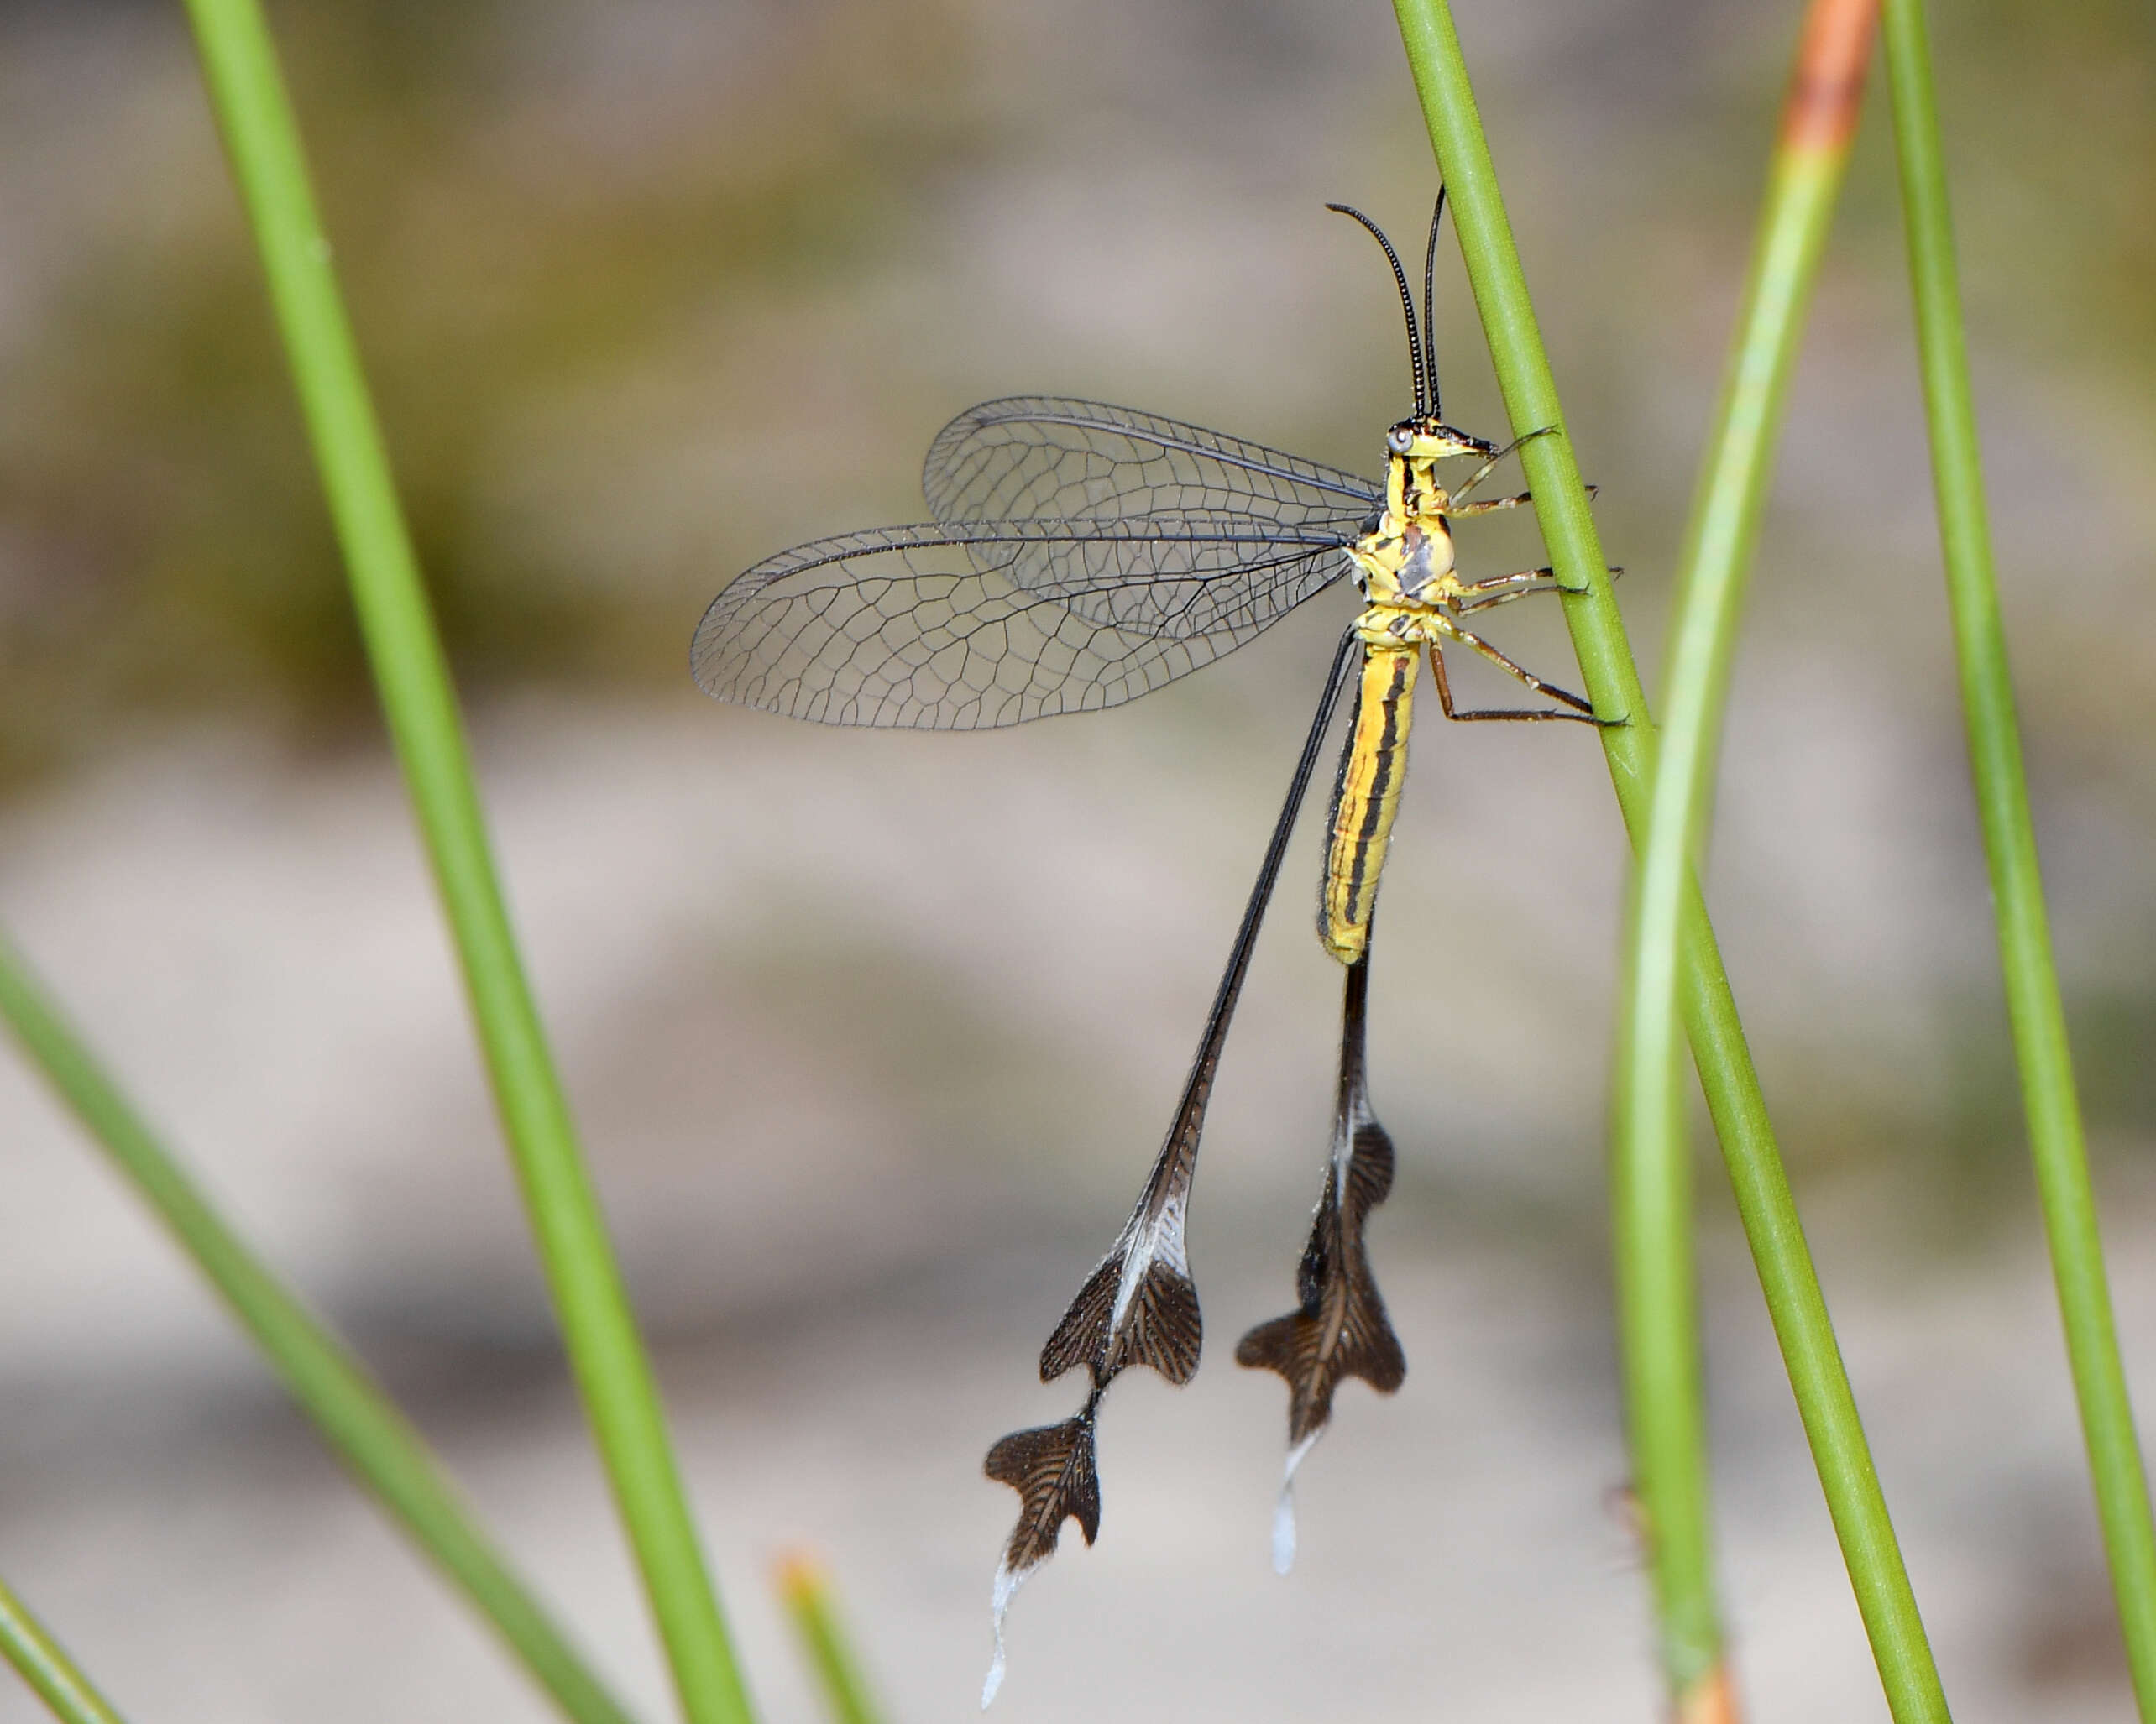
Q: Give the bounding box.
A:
[1326,202,1426,415]
[1422,188,1447,419]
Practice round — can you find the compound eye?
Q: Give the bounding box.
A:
[1386,426,1416,455]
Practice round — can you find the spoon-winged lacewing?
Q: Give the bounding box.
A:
[693,189,1614,1703]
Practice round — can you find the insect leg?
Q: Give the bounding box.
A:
[1452,565,1625,615]
[1447,424,1556,504]
[1443,490,1531,517]
[1444,482,1599,520]
[1452,566,1557,608]
[1428,631,1605,724]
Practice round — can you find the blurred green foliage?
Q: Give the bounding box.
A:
[0,0,983,777]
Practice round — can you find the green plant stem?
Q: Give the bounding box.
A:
[1392,3,1950,1717]
[775,1557,886,1724]
[0,932,640,1724]
[1612,0,1876,1704]
[1880,1,2156,1712]
[176,5,753,1721]
[0,1576,127,1724]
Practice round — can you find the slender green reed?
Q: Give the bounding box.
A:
[1611,0,1877,1709]
[0,1576,127,1724]
[775,1556,887,1724]
[1881,0,2156,1711]
[0,931,641,1724]
[1391,3,1949,1716]
[176,3,753,1719]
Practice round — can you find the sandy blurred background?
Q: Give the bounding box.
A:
[2,0,2154,1718]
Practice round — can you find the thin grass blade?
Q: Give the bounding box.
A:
[0,931,641,1724]
[1614,0,1878,1711]
[1389,3,1950,1716]
[0,1575,128,1724]
[174,3,753,1719]
[1881,0,2156,1711]
[775,1555,888,1724]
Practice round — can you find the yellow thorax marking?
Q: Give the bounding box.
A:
[1347,446,1470,639]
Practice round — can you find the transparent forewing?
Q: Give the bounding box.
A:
[693,519,1348,729]
[923,397,1381,532]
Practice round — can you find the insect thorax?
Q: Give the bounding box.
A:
[1348,452,1458,615]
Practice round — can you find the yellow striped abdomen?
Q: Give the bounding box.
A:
[1320,644,1418,964]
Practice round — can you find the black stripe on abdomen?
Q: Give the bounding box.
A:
[1320,646,1417,964]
